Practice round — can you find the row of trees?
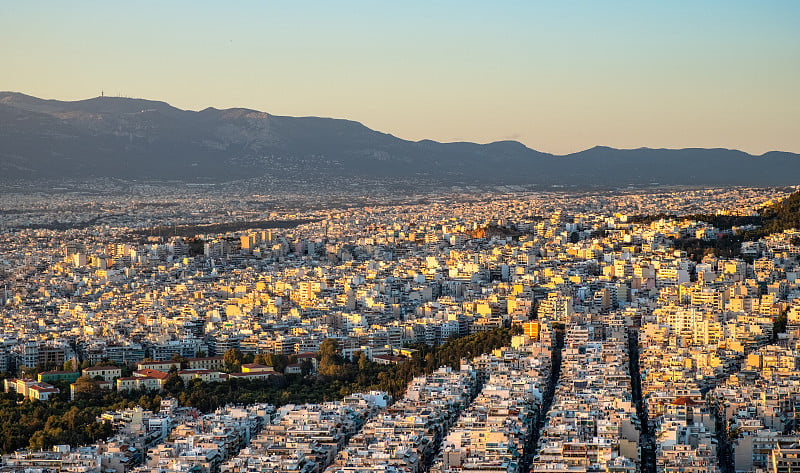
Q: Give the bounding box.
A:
[630,189,800,262]
[16,348,310,381]
[221,349,312,374]
[754,190,800,238]
[0,390,126,454]
[368,326,519,398]
[629,213,763,230]
[0,326,518,454]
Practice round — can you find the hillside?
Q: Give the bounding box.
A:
[1,92,799,186]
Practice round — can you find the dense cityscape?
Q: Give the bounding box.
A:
[0,185,799,473]
[5,0,799,472]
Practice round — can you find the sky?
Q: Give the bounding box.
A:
[2,1,799,155]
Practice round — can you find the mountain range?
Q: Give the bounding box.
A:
[1,91,798,187]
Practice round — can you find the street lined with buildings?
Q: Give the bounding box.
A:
[2,185,800,472]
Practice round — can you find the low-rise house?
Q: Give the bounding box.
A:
[83,365,123,382]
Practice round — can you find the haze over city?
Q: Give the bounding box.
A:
[2,1,799,155]
[2,2,800,473]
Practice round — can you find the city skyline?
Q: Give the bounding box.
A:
[2,2,800,471]
[2,184,799,472]
[2,1,799,155]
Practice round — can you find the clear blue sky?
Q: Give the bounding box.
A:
[2,1,799,154]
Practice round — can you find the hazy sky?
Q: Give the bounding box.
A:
[3,1,799,155]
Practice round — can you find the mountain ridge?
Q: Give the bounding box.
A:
[1,92,798,186]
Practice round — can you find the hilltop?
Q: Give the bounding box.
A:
[1,92,799,187]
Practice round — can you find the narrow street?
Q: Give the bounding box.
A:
[628,328,656,473]
[522,326,565,473]
[709,396,735,473]
[703,347,763,473]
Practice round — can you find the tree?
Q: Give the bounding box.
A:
[62,406,82,431]
[28,430,49,451]
[773,311,788,342]
[170,354,189,369]
[318,339,340,362]
[253,353,287,371]
[84,420,112,442]
[163,373,185,397]
[300,359,314,375]
[318,339,343,377]
[152,395,162,412]
[223,348,243,372]
[0,327,518,456]
[357,352,369,371]
[72,376,103,403]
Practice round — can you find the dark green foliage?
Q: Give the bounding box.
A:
[755,191,800,237]
[632,190,800,260]
[673,235,744,262]
[0,326,514,454]
[163,373,185,397]
[370,327,516,398]
[223,348,244,372]
[253,353,289,372]
[135,219,316,239]
[629,213,762,229]
[186,237,205,256]
[773,312,788,342]
[0,394,118,454]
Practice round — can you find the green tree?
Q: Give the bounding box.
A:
[152,394,162,412]
[223,348,243,372]
[300,359,314,375]
[62,406,82,431]
[318,339,343,377]
[163,373,185,397]
[259,354,289,372]
[73,376,103,403]
[29,430,49,451]
[357,352,369,371]
[170,354,189,369]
